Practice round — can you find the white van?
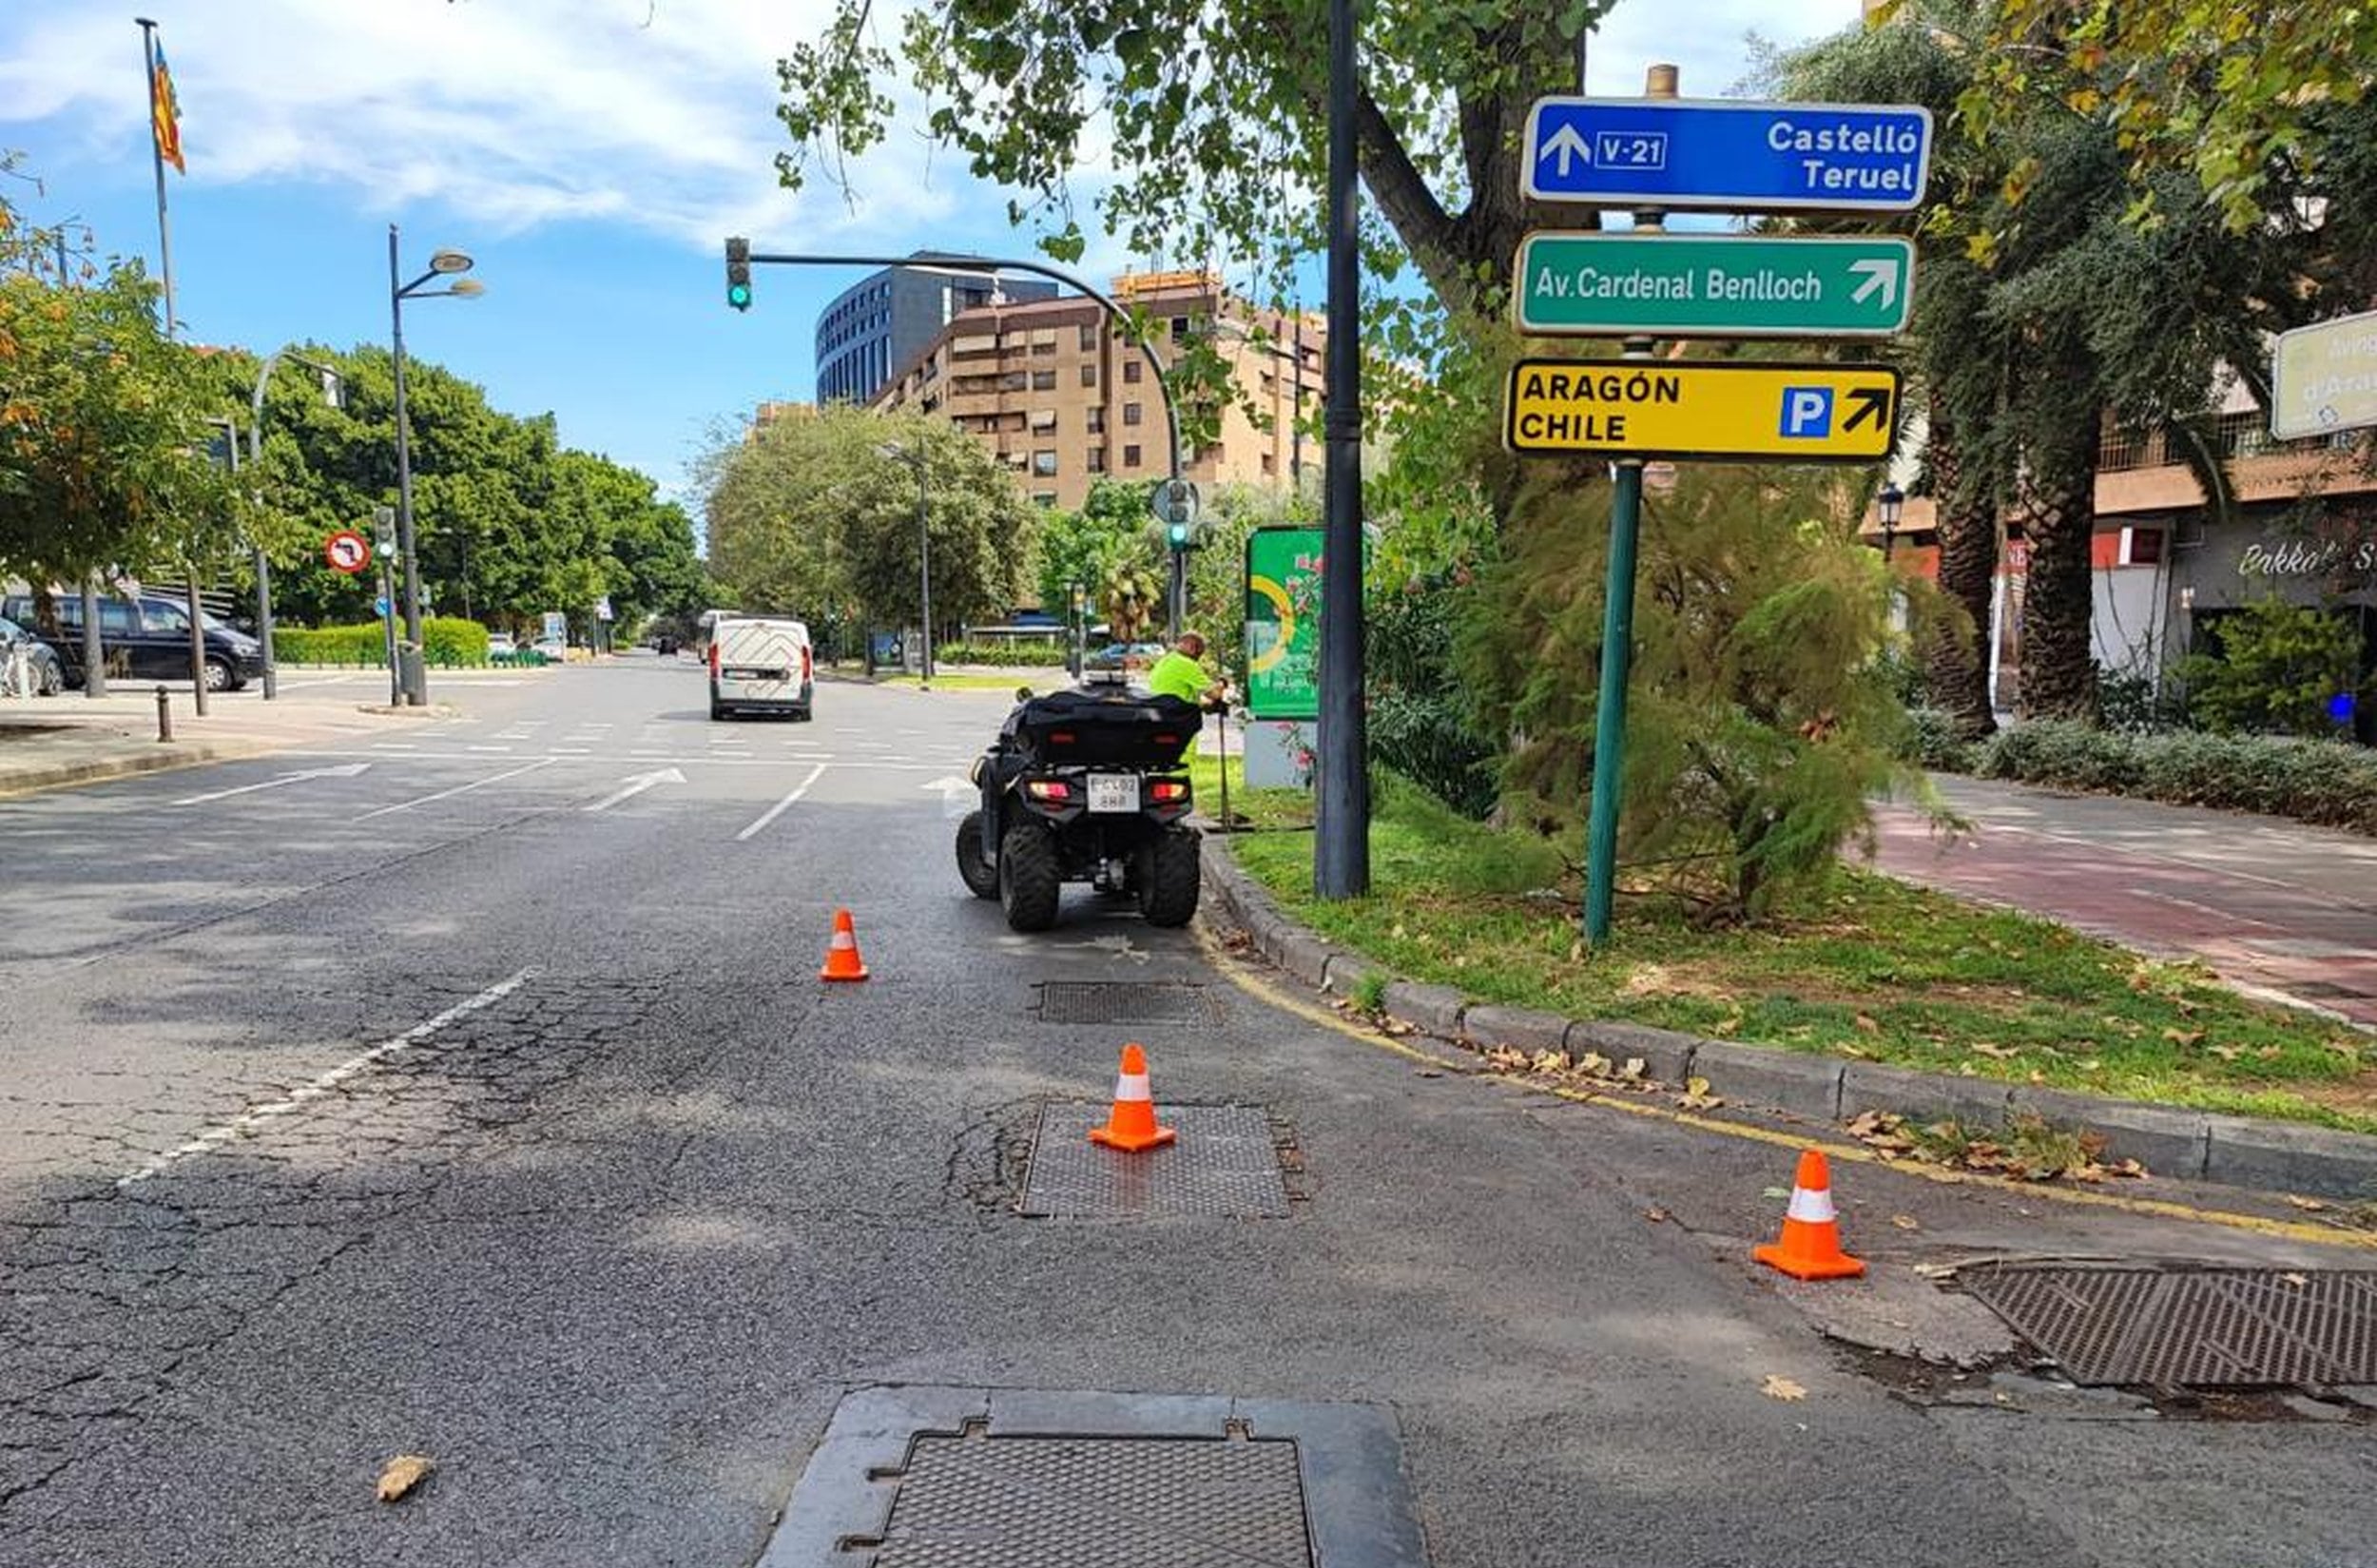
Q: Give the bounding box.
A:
[707,615,813,721]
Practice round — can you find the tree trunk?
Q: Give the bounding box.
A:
[1922,394,1999,739]
[2016,411,2102,722]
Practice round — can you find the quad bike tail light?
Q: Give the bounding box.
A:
[1026,780,1073,802]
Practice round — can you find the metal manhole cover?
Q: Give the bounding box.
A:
[758,1387,1427,1568]
[1962,1265,2377,1387]
[878,1435,1310,1567]
[1036,981,1221,1025]
[1020,1104,1291,1218]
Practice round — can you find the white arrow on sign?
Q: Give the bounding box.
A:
[173,762,371,807]
[1536,124,1593,178]
[584,766,685,813]
[1848,257,1901,310]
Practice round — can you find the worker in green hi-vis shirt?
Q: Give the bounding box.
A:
[1144,631,1232,757]
[1146,631,1228,708]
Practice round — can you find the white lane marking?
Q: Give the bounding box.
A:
[295,749,929,769]
[172,762,371,806]
[736,762,829,842]
[358,757,557,820]
[469,745,513,753]
[585,765,686,813]
[552,746,591,755]
[114,970,534,1189]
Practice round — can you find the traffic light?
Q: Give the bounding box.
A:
[725,236,752,312]
[1166,520,1190,550]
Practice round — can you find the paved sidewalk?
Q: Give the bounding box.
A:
[0,682,445,797]
[1873,775,2377,1027]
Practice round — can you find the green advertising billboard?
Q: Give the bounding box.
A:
[1245,526,1324,720]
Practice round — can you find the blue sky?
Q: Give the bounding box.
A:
[1,0,1862,503]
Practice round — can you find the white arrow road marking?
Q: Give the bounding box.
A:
[585,765,686,813]
[737,763,827,842]
[921,773,977,820]
[358,756,555,820]
[114,968,534,1188]
[172,762,371,806]
[1849,257,1901,309]
[1537,123,1592,178]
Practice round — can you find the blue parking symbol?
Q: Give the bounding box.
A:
[1780,387,1834,438]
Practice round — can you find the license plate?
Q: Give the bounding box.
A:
[725,667,782,682]
[1086,774,1138,813]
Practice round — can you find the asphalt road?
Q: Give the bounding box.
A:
[2,659,2370,1568]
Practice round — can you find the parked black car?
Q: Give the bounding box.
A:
[1,592,265,692]
[0,614,67,695]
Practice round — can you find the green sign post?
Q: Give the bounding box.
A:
[1245,526,1324,720]
[1515,233,1914,339]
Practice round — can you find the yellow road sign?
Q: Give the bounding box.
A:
[1504,359,1901,462]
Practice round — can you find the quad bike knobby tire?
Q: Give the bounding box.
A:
[998,823,1062,931]
[1136,827,1201,927]
[956,810,999,900]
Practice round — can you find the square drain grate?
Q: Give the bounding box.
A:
[1036,980,1221,1025]
[760,1387,1428,1568]
[1961,1264,2377,1387]
[1020,1103,1290,1218]
[878,1434,1310,1566]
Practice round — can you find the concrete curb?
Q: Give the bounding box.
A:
[0,738,280,800]
[1199,841,2377,1201]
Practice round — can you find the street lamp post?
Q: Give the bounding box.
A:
[879,442,934,687]
[248,351,344,700]
[388,225,484,707]
[1877,482,1905,562]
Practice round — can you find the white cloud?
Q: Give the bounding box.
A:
[0,0,1868,263]
[0,0,976,248]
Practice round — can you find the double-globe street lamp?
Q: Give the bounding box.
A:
[388,226,484,707]
[876,441,934,689]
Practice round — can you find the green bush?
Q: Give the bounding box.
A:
[2174,598,2365,737]
[1902,707,1978,772]
[277,617,493,668]
[935,640,1070,668]
[1975,722,2377,835]
[1368,572,1499,820]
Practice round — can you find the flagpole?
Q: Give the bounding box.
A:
[135,16,177,339]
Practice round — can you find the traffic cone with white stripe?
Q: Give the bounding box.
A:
[819,908,869,982]
[1089,1043,1176,1153]
[1753,1149,1866,1281]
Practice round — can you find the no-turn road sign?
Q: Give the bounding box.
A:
[324,529,373,574]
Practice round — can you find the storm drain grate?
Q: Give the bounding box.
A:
[876,1434,1311,1567]
[1036,980,1221,1025]
[1961,1265,2377,1387]
[1019,1103,1291,1218]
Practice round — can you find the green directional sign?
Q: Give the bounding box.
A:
[1515,232,1915,339]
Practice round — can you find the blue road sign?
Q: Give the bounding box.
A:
[1524,97,1932,213]
[375,596,391,617]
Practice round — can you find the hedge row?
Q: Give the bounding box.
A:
[1911,713,2377,836]
[935,641,1071,668]
[276,617,493,668]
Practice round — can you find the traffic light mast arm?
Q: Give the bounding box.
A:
[722,245,1183,493]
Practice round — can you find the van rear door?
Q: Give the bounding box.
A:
[711,618,811,712]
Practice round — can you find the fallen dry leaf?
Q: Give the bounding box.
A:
[2161,1027,2205,1047]
[1709,1014,1742,1036]
[1890,1214,1922,1231]
[376,1454,434,1503]
[1575,1051,1613,1076]
[1853,1013,1882,1035]
[1968,1041,2018,1059]
[1644,1206,1671,1224]
[1676,1075,1721,1110]
[2285,1194,2331,1212]
[2282,1271,2309,1287]
[1486,1047,1529,1072]
[2209,1044,2243,1062]
[1760,1375,1807,1402]
[1529,1048,1572,1074]
[1619,1056,1647,1081]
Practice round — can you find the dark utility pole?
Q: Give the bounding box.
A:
[1313,0,1369,898]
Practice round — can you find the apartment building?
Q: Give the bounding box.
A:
[869,271,1325,511]
[815,262,1057,408]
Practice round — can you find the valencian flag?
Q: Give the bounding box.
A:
[150,39,184,173]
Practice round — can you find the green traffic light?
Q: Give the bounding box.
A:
[727,282,752,312]
[1167,522,1188,547]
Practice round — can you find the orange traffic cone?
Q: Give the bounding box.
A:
[1753,1149,1866,1281]
[819,908,870,982]
[1089,1043,1176,1153]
